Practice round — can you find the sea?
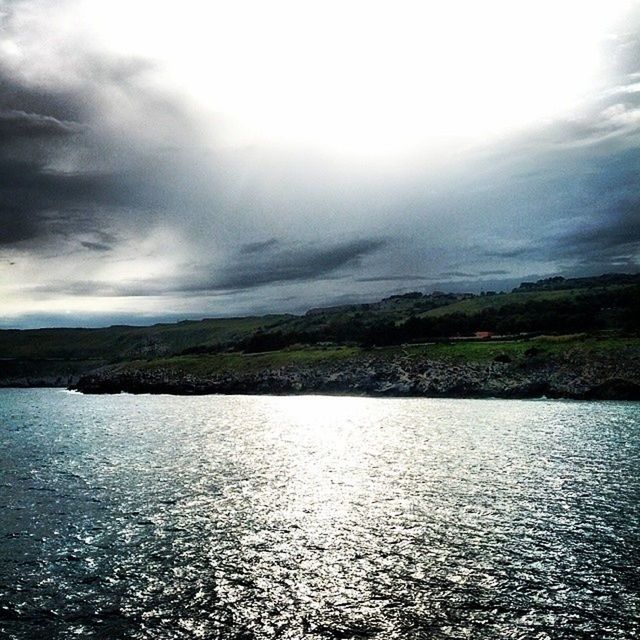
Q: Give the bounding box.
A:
[0,388,638,639]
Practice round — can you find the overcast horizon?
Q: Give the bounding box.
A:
[2,0,640,329]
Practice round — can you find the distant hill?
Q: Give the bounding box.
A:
[0,315,289,361]
[513,273,640,292]
[1,271,638,386]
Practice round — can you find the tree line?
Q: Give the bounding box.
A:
[180,286,640,354]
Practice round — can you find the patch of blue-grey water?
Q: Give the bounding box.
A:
[0,389,638,639]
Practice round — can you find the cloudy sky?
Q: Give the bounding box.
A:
[1,0,639,328]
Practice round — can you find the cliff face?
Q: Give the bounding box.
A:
[0,359,100,388]
[72,350,640,400]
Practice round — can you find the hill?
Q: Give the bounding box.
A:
[1,271,639,390]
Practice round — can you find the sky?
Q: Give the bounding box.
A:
[1,0,639,328]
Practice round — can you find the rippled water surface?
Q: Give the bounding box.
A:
[0,389,638,639]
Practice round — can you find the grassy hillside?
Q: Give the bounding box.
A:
[110,335,640,378]
[1,272,638,385]
[421,286,628,318]
[0,315,290,361]
[422,288,583,317]
[116,345,363,376]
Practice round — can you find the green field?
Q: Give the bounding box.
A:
[110,336,640,378]
[421,287,619,317]
[398,335,639,361]
[118,345,362,376]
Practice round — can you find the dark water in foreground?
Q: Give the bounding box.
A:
[0,390,638,639]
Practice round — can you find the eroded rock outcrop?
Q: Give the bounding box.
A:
[72,349,640,400]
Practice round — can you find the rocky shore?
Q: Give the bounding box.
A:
[72,349,640,400]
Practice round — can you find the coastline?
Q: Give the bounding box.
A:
[69,348,640,400]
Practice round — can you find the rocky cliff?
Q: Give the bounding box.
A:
[72,348,640,400]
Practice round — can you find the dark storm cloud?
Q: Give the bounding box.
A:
[0,66,83,123]
[30,238,388,297]
[240,238,279,254]
[177,238,388,293]
[0,50,192,249]
[0,157,166,246]
[0,71,185,247]
[216,238,387,290]
[0,71,103,245]
[355,275,435,282]
[549,147,640,269]
[470,140,640,274]
[0,69,84,146]
[479,193,640,271]
[0,109,85,141]
[80,240,112,252]
[554,197,640,271]
[483,247,534,259]
[438,271,476,278]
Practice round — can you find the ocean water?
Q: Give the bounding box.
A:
[0,389,638,640]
